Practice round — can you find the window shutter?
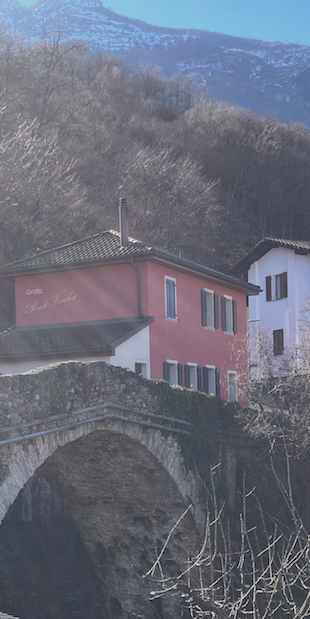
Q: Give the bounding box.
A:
[177,364,183,386]
[201,290,207,326]
[281,272,288,298]
[197,366,202,391]
[184,365,191,388]
[214,294,219,329]
[163,362,170,382]
[273,329,284,355]
[221,296,226,331]
[266,276,272,302]
[203,367,209,393]
[215,369,220,397]
[233,300,237,333]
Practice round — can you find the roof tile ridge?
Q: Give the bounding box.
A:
[126,233,151,249]
[263,236,310,244]
[1,229,117,269]
[0,325,17,336]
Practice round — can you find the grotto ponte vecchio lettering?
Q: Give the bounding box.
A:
[24,289,78,314]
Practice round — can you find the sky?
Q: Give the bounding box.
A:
[19,0,310,47]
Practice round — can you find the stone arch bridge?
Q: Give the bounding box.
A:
[0,361,241,619]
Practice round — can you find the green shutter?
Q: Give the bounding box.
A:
[197,366,202,391]
[214,294,219,329]
[177,364,183,386]
[163,362,170,382]
[215,369,220,397]
[184,365,191,388]
[203,367,209,393]
[201,290,207,326]
[233,300,237,333]
[221,296,226,331]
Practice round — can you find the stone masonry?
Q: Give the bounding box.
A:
[0,361,238,619]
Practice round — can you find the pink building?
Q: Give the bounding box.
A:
[0,212,259,403]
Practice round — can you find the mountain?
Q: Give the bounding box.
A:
[1,0,310,125]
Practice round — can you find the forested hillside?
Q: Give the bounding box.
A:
[3,0,310,127]
[1,34,310,327]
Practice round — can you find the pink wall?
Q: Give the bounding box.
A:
[15,263,149,326]
[146,262,248,402]
[14,259,248,402]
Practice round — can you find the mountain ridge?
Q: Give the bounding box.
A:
[1,0,310,125]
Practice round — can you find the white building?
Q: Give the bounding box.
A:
[233,238,310,375]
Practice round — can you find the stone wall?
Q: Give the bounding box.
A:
[0,360,241,619]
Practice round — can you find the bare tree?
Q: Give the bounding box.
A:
[146,455,310,619]
[0,117,87,264]
[119,143,222,263]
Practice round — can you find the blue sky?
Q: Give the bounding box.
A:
[20,0,310,46]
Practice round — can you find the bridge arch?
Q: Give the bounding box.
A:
[0,414,204,527]
[0,361,213,618]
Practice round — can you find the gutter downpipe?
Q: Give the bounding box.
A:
[130,259,142,319]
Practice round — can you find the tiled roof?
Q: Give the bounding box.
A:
[0,317,153,361]
[0,230,151,274]
[264,238,310,250]
[232,237,310,274]
[0,229,260,295]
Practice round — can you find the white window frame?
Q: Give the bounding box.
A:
[224,295,233,335]
[165,276,177,322]
[205,365,216,396]
[186,362,198,391]
[227,371,238,402]
[166,359,178,386]
[203,288,215,330]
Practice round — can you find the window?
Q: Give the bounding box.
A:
[184,363,198,390]
[266,273,287,301]
[203,366,220,396]
[221,296,237,333]
[135,362,147,378]
[227,371,238,402]
[163,360,183,386]
[201,290,219,329]
[165,277,177,321]
[275,272,287,299]
[273,329,284,355]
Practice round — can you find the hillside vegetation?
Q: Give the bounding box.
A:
[0,35,310,299]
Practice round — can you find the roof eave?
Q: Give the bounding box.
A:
[231,240,279,275]
[0,349,114,363]
[150,251,261,295]
[0,254,152,278]
[0,317,154,363]
[0,248,260,295]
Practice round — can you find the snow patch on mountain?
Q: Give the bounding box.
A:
[1,0,310,125]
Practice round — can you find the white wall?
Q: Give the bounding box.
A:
[248,248,310,370]
[0,327,151,378]
[111,326,150,378]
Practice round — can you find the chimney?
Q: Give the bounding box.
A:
[119,197,129,247]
